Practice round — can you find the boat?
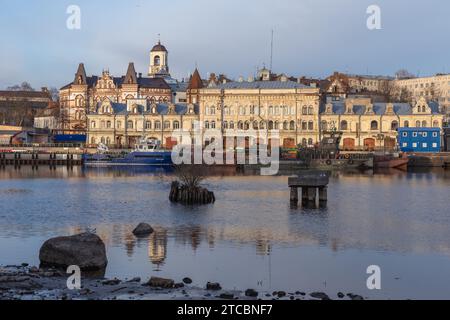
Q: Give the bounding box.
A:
[83,139,173,166]
[298,131,373,170]
[374,153,409,169]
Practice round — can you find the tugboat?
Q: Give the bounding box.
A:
[373,152,409,169]
[83,139,173,166]
[298,131,373,169]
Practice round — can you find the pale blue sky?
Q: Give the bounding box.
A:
[0,0,449,89]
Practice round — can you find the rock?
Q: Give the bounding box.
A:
[126,277,141,283]
[182,277,193,284]
[310,292,331,300]
[39,233,107,271]
[174,283,185,289]
[337,292,345,299]
[219,293,234,300]
[245,289,258,298]
[21,263,29,267]
[29,267,39,273]
[102,279,121,286]
[277,291,286,298]
[132,223,154,237]
[206,282,222,291]
[347,293,364,300]
[147,277,174,288]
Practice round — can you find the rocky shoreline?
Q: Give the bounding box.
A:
[0,264,365,301]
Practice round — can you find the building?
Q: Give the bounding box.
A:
[0,88,52,127]
[199,71,321,148]
[394,74,450,114]
[34,101,60,130]
[325,72,392,96]
[398,128,441,153]
[320,97,445,150]
[148,40,170,78]
[60,59,172,133]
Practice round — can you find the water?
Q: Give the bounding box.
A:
[0,166,450,299]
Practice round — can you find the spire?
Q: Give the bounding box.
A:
[124,62,137,84]
[188,68,203,90]
[74,63,87,85]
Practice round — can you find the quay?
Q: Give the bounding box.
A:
[0,152,83,167]
[288,170,330,208]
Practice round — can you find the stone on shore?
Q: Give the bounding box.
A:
[147,277,174,288]
[39,233,107,271]
[310,292,331,300]
[206,282,222,291]
[182,277,193,284]
[245,289,258,297]
[132,223,154,237]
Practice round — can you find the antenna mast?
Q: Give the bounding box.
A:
[270,29,274,71]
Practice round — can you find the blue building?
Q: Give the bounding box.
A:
[398,128,441,153]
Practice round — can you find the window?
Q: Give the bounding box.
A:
[433,132,438,138]
[164,121,170,129]
[290,121,295,130]
[433,143,438,148]
[423,132,428,138]
[402,132,408,137]
[391,121,399,131]
[423,143,428,148]
[402,143,408,147]
[412,132,418,137]
[422,121,427,127]
[404,121,409,128]
[302,121,307,130]
[107,121,111,128]
[308,121,314,131]
[154,121,161,129]
[117,121,122,129]
[145,121,151,129]
[173,121,180,129]
[416,121,421,127]
[370,121,378,131]
[154,55,160,66]
[211,121,216,129]
[302,106,308,115]
[127,120,133,129]
[91,121,96,129]
[413,143,417,148]
[340,120,348,131]
[205,121,210,129]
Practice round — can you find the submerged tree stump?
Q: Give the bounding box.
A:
[169,181,215,205]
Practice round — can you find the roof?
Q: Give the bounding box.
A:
[187,69,204,90]
[61,75,171,90]
[398,127,441,132]
[212,80,310,90]
[0,90,51,99]
[151,41,167,52]
[321,102,442,115]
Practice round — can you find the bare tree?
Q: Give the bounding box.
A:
[395,69,415,80]
[7,82,35,91]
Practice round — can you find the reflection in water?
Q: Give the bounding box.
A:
[1,166,450,298]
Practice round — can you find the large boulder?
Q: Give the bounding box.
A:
[39,233,107,271]
[132,223,154,237]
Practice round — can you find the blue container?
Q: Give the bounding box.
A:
[53,134,87,143]
[398,128,441,153]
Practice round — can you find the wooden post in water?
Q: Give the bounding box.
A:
[288,171,330,209]
[290,186,298,206]
[319,187,328,206]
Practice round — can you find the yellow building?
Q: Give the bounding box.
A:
[320,97,445,150]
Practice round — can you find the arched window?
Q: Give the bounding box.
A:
[238,121,243,130]
[244,121,250,130]
[302,138,307,146]
[173,121,180,129]
[106,137,111,145]
[210,106,216,115]
[164,121,170,129]
[416,120,421,127]
[302,106,308,115]
[154,121,161,129]
[302,121,307,130]
[274,121,279,130]
[422,106,426,113]
[308,121,314,131]
[91,137,96,144]
[146,121,152,129]
[422,120,427,127]
[101,137,105,144]
[91,121,96,129]
[417,106,421,113]
[283,121,289,130]
[321,121,328,131]
[308,138,314,146]
[370,121,378,130]
[154,55,161,66]
[433,120,440,128]
[308,106,314,115]
[223,121,228,129]
[107,121,112,128]
[391,121,399,131]
[127,120,133,129]
[229,121,235,129]
[260,121,265,129]
[268,121,274,130]
[205,121,210,129]
[290,121,295,130]
[253,121,259,130]
[341,120,348,131]
[211,121,216,129]
[404,120,409,128]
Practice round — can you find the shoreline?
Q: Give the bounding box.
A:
[0,264,365,301]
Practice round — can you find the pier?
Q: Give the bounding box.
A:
[0,152,83,167]
[288,171,330,208]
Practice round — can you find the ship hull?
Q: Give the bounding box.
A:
[83,151,173,166]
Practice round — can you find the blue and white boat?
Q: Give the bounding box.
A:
[83,139,173,166]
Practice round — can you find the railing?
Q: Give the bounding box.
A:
[0,143,85,148]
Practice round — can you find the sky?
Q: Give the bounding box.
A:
[0,0,449,90]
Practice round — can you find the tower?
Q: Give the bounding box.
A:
[148,40,169,78]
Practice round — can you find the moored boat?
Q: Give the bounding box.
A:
[83,140,173,166]
[374,153,409,169]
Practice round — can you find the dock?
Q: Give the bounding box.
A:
[288,170,330,208]
[0,153,83,167]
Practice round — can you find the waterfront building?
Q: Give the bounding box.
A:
[0,88,52,127]
[34,101,60,130]
[398,128,441,153]
[320,97,445,150]
[198,70,322,148]
[60,42,174,133]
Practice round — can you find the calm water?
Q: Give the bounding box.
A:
[1,166,450,299]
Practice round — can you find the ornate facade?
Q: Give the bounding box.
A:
[320,97,445,150]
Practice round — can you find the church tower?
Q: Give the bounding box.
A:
[148,40,169,78]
